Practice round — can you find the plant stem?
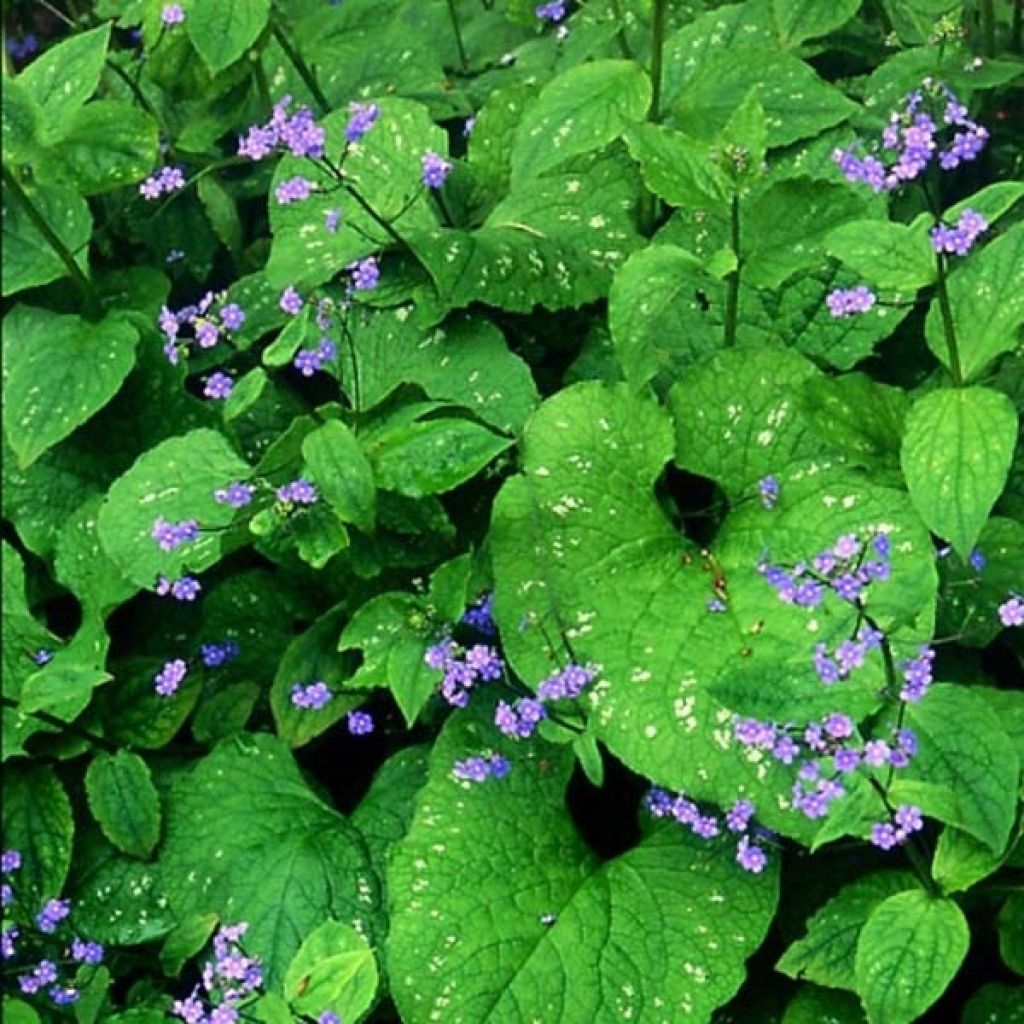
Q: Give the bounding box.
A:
[0,695,118,753]
[105,56,160,123]
[980,0,997,56]
[723,192,741,347]
[445,0,470,71]
[2,163,102,318]
[608,0,632,57]
[934,251,964,386]
[866,775,939,897]
[269,19,330,116]
[649,0,668,123]
[343,183,413,253]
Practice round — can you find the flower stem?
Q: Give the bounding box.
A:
[2,163,102,319]
[980,0,997,56]
[649,0,668,123]
[934,251,964,385]
[0,695,118,753]
[445,0,470,71]
[269,19,330,116]
[723,192,741,347]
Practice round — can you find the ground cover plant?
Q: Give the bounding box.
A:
[1,0,1023,1021]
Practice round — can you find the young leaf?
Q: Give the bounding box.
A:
[187,0,270,74]
[826,220,936,291]
[302,420,376,533]
[854,890,969,1024]
[623,123,731,209]
[901,386,1017,557]
[84,750,161,859]
[773,0,863,48]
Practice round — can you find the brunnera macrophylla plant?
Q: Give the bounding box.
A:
[1,0,1022,1022]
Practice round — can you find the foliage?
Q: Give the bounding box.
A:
[1,1,1022,1022]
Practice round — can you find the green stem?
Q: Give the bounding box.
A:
[2,164,102,318]
[649,0,668,123]
[723,192,741,347]
[0,695,117,753]
[343,183,413,253]
[269,19,330,115]
[866,775,939,897]
[934,251,964,386]
[445,0,470,71]
[105,56,160,123]
[608,0,632,57]
[980,0,996,56]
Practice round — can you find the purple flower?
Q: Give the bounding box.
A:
[894,804,924,834]
[452,754,509,783]
[172,993,206,1024]
[319,1014,342,1024]
[214,482,255,508]
[350,256,380,291]
[294,348,326,377]
[195,320,220,349]
[1,850,20,874]
[200,640,240,668]
[463,116,476,137]
[2,925,19,959]
[36,899,71,934]
[758,475,779,509]
[347,710,374,735]
[204,371,234,399]
[171,577,201,601]
[772,735,799,764]
[535,1,567,21]
[155,659,188,697]
[275,175,314,205]
[276,478,318,505]
[834,747,861,773]
[464,644,503,681]
[151,517,199,551]
[345,102,381,143]
[291,682,333,710]
[899,646,934,702]
[813,644,842,685]
[930,209,988,256]
[733,716,776,749]
[280,286,303,315]
[736,836,768,873]
[421,151,453,189]
[461,592,496,635]
[998,595,1023,627]
[826,285,876,318]
[871,822,899,850]
[70,938,105,965]
[325,208,342,233]
[725,799,755,833]
[220,303,245,331]
[139,165,185,199]
[161,4,185,26]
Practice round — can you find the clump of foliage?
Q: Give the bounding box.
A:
[2,1,1022,1022]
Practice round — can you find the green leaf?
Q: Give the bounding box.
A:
[773,0,863,47]
[388,708,778,1023]
[932,824,1017,895]
[2,77,42,165]
[284,921,378,1022]
[302,420,376,533]
[19,660,111,721]
[900,386,1017,557]
[16,23,111,129]
[671,47,857,148]
[187,0,270,74]
[962,983,1024,1024]
[854,891,968,1024]
[624,122,731,208]
[97,428,250,587]
[159,912,219,977]
[2,307,138,467]
[197,174,244,260]
[2,763,74,900]
[158,734,380,986]
[510,59,650,185]
[781,985,866,1024]
[999,893,1024,975]
[925,223,1024,382]
[826,220,936,291]
[889,684,1019,855]
[1,183,92,297]
[668,345,826,498]
[84,750,161,859]
[777,871,918,990]
[608,245,722,391]
[38,101,159,196]
[2,999,41,1024]
[267,99,445,290]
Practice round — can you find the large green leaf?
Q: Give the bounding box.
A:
[624,122,731,209]
[1,183,92,297]
[901,386,1017,557]
[777,872,918,991]
[2,763,74,902]
[84,750,161,860]
[510,59,650,185]
[825,220,935,292]
[187,0,270,74]
[670,47,856,148]
[924,224,1024,382]
[158,734,380,986]
[889,684,1019,855]
[773,0,863,47]
[854,891,968,1024]
[388,709,778,1023]
[97,428,250,587]
[266,98,446,289]
[302,420,376,533]
[2,307,138,467]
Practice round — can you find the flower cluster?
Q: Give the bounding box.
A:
[452,752,511,783]
[291,681,333,710]
[275,174,315,205]
[276,478,318,505]
[825,285,876,318]
[930,208,988,256]
[238,96,325,161]
[535,1,567,22]
[139,165,185,200]
[496,663,594,740]
[200,640,241,668]
[345,102,381,143]
[280,286,303,315]
[833,81,987,192]
[461,592,497,636]
[348,710,375,735]
[6,34,39,60]
[161,3,185,26]
[158,293,246,365]
[999,594,1023,628]
[156,574,202,602]
[646,790,771,873]
[349,256,380,292]
[203,371,234,400]
[871,804,924,850]
[421,151,452,189]
[155,639,240,696]
[294,337,337,377]
[2,851,105,1008]
[214,482,256,509]
[152,516,200,551]
[171,922,263,1024]
[424,638,504,707]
